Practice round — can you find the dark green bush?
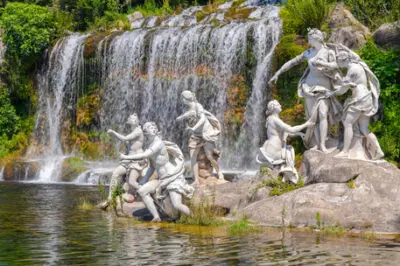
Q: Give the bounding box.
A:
[0,89,19,136]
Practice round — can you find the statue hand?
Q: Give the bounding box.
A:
[305,121,316,127]
[185,127,194,132]
[107,129,114,135]
[120,153,128,160]
[268,75,278,86]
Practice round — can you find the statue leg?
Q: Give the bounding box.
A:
[359,115,384,159]
[318,100,329,153]
[336,111,359,157]
[204,142,224,180]
[99,165,126,209]
[138,180,160,222]
[169,191,191,215]
[122,169,141,203]
[190,147,200,185]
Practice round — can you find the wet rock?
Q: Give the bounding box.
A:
[3,161,39,181]
[60,157,86,182]
[243,153,400,233]
[127,11,144,24]
[327,3,370,49]
[373,21,400,49]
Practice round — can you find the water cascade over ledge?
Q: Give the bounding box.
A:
[27,3,282,182]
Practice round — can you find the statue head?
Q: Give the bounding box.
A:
[181,90,196,105]
[266,100,282,115]
[307,28,326,46]
[127,113,139,126]
[143,121,159,137]
[337,46,361,67]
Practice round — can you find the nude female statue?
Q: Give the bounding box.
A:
[332,48,384,159]
[257,100,315,184]
[176,90,224,185]
[100,114,147,209]
[269,28,342,153]
[120,122,194,222]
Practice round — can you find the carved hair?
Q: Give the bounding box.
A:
[143,121,160,136]
[336,45,361,63]
[307,28,326,42]
[181,90,197,102]
[266,100,281,115]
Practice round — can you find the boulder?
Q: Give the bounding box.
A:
[3,161,39,181]
[127,11,144,24]
[243,152,400,233]
[373,21,400,49]
[327,3,370,50]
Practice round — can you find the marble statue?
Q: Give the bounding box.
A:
[120,122,194,222]
[100,113,148,209]
[331,46,384,160]
[257,100,315,184]
[269,28,342,153]
[176,90,224,186]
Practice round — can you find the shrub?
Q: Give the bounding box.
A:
[0,89,19,137]
[0,3,56,67]
[280,0,329,35]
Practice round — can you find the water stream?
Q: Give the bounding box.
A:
[26,4,281,183]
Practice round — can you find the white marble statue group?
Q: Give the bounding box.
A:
[260,28,384,183]
[100,91,223,221]
[101,28,385,221]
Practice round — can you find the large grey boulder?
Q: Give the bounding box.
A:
[327,3,370,50]
[243,152,400,233]
[373,21,400,49]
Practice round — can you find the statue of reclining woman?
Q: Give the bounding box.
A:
[257,100,315,184]
[100,113,148,209]
[120,122,194,222]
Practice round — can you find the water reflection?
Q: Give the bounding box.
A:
[0,182,399,265]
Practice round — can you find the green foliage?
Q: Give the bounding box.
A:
[228,215,261,235]
[357,41,400,164]
[0,89,19,136]
[130,0,172,18]
[0,3,56,66]
[280,0,329,35]
[65,157,86,171]
[344,0,400,30]
[73,0,120,31]
[178,193,224,226]
[258,176,305,196]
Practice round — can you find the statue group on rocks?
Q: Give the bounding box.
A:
[266,28,384,182]
[100,28,385,221]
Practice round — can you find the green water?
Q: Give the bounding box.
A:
[0,182,399,265]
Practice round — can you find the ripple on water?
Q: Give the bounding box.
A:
[1,182,400,265]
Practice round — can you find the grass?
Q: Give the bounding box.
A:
[78,198,95,210]
[258,176,305,196]
[177,192,225,226]
[228,216,262,235]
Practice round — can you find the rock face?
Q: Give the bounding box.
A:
[327,3,370,50]
[3,161,39,181]
[373,21,400,49]
[243,152,400,233]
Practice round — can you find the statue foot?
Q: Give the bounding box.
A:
[320,146,329,153]
[98,200,110,210]
[218,172,225,181]
[151,217,161,222]
[334,151,349,158]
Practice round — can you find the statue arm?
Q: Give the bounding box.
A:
[121,140,161,160]
[177,110,196,121]
[334,67,359,95]
[275,118,312,134]
[270,53,305,84]
[191,113,206,131]
[108,129,140,141]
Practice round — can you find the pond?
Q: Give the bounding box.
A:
[0,182,399,265]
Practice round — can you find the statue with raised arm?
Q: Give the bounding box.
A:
[176,90,224,186]
[120,122,194,222]
[269,28,342,153]
[331,46,384,160]
[99,113,148,210]
[257,100,315,184]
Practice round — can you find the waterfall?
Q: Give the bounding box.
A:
[28,3,282,182]
[0,167,4,181]
[28,34,88,182]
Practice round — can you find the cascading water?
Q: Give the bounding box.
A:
[28,2,282,182]
[96,5,282,169]
[28,34,88,182]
